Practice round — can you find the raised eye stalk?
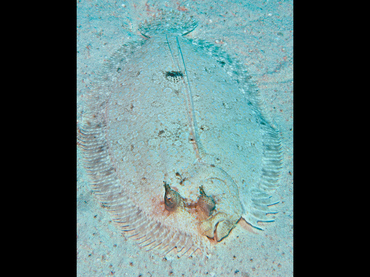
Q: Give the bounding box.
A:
[197,185,216,217]
[163,182,184,212]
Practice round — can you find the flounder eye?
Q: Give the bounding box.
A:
[163,182,184,211]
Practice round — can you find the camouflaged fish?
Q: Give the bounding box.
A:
[78,10,282,259]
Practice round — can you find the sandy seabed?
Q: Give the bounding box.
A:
[77,0,293,276]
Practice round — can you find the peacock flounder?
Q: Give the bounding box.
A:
[78,10,282,259]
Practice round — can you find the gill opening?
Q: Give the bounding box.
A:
[165,35,203,161]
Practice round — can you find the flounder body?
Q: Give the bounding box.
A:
[78,10,282,258]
